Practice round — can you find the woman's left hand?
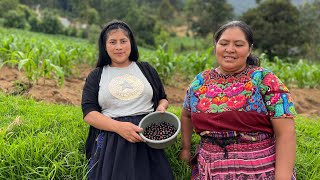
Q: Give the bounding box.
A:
[156,105,166,112]
[156,99,169,112]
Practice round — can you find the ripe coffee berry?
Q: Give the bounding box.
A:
[143,121,177,140]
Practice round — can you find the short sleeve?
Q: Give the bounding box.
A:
[183,73,205,113]
[259,70,297,118]
[183,87,191,111]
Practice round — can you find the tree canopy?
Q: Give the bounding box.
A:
[185,0,234,37]
[241,0,301,59]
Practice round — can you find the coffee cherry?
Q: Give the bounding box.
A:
[143,121,177,140]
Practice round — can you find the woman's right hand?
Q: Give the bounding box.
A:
[115,121,144,143]
[84,111,145,143]
[179,148,191,163]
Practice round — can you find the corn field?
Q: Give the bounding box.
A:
[1,27,319,88]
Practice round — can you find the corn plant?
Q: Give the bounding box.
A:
[144,44,177,85]
[178,47,215,81]
[260,53,320,88]
[0,27,96,86]
[15,48,40,83]
[40,59,65,86]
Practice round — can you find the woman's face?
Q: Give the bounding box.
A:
[215,27,251,74]
[105,29,131,67]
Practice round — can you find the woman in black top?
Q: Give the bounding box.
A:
[81,20,174,180]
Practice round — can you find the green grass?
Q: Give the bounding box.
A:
[0,93,88,179]
[162,35,214,55]
[0,93,319,179]
[295,116,320,179]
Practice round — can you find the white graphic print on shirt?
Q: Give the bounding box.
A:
[108,74,144,100]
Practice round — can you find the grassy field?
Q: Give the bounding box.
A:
[0,92,319,179]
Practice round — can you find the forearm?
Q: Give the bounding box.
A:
[179,109,193,162]
[275,132,296,180]
[272,118,296,180]
[84,111,120,132]
[181,126,193,151]
[181,110,193,150]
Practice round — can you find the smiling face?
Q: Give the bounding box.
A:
[215,27,252,74]
[105,29,131,67]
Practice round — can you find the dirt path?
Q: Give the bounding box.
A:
[1,65,319,117]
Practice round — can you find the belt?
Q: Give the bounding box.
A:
[200,135,239,159]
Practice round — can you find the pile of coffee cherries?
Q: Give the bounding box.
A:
[143,121,177,140]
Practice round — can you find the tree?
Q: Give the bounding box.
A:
[82,7,99,25]
[3,10,29,29]
[88,0,162,47]
[159,0,176,22]
[137,0,184,10]
[298,0,320,61]
[0,0,19,17]
[184,0,234,37]
[3,4,34,30]
[241,0,302,59]
[90,0,135,24]
[124,5,161,47]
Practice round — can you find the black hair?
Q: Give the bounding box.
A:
[214,21,260,66]
[96,19,139,67]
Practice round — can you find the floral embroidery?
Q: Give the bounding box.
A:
[270,93,281,105]
[251,70,262,85]
[244,81,252,91]
[274,104,285,117]
[246,88,267,113]
[183,66,296,118]
[263,73,280,92]
[217,78,225,84]
[197,98,211,111]
[210,97,228,113]
[227,77,237,83]
[212,96,228,106]
[223,82,245,97]
[226,95,247,110]
[198,86,207,94]
[205,85,222,98]
[191,79,202,91]
[190,95,198,113]
[281,93,296,115]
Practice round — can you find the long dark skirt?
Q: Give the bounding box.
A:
[88,114,174,180]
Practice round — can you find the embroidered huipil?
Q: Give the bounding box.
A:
[183,65,296,138]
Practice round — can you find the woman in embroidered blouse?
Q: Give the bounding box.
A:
[179,21,297,180]
[81,20,174,180]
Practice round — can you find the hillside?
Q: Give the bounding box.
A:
[227,0,315,15]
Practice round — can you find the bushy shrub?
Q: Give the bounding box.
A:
[3,4,39,31]
[40,10,64,34]
[87,24,101,44]
[3,10,29,29]
[29,16,42,32]
[64,27,78,37]
[0,0,19,18]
